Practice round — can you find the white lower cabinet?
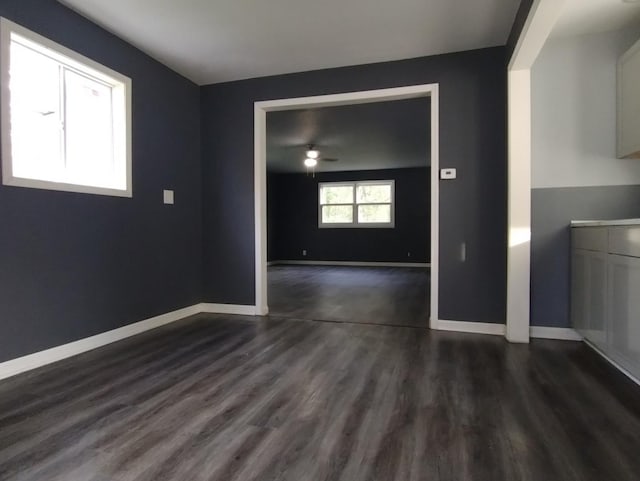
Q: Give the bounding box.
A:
[571,225,640,381]
[607,254,640,376]
[571,249,607,348]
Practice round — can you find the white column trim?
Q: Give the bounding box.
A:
[508,0,568,71]
[506,0,568,343]
[507,68,532,343]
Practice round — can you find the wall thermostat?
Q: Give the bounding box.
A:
[440,168,457,180]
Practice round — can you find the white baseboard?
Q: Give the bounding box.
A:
[433,320,506,336]
[0,302,261,381]
[0,300,584,382]
[0,304,202,381]
[270,260,430,268]
[434,321,584,342]
[583,339,640,388]
[199,303,257,316]
[530,326,582,341]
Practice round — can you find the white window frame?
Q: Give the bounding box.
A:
[0,17,132,197]
[318,179,395,228]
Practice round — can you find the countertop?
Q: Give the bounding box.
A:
[571,219,640,227]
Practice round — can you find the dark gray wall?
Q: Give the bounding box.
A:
[0,0,203,362]
[268,168,429,263]
[531,185,640,328]
[202,47,508,323]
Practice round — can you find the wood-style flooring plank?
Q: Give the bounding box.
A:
[1,315,640,480]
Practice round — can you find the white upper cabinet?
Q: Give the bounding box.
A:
[618,36,640,159]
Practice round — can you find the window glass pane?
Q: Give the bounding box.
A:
[356,184,391,204]
[64,69,114,186]
[9,41,63,180]
[2,25,130,196]
[322,205,353,224]
[320,185,353,204]
[358,204,391,224]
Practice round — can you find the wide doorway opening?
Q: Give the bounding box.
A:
[254,85,440,328]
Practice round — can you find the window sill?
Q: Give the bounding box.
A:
[2,175,132,198]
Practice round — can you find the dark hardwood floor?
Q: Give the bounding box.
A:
[268,265,430,327]
[1,314,640,480]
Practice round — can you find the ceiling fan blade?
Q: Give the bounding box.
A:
[320,157,339,162]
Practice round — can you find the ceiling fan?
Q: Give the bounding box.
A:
[303,145,338,168]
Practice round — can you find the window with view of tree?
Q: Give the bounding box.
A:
[0,18,132,197]
[319,180,394,227]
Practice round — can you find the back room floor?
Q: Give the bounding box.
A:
[267,265,430,327]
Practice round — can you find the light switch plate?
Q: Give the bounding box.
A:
[163,189,174,205]
[440,168,457,180]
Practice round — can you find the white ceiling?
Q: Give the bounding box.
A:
[58,0,521,85]
[551,0,640,38]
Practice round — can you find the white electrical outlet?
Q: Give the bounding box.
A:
[163,190,174,205]
[302,249,307,256]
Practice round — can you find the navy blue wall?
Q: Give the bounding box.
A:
[0,0,203,362]
[268,168,430,263]
[202,47,508,323]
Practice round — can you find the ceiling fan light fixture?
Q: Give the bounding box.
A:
[306,148,319,159]
[304,157,317,167]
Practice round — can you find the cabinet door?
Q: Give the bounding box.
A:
[618,37,640,159]
[587,252,607,347]
[607,254,640,379]
[571,249,589,335]
[571,249,607,346]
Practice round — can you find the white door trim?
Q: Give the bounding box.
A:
[254,84,440,327]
